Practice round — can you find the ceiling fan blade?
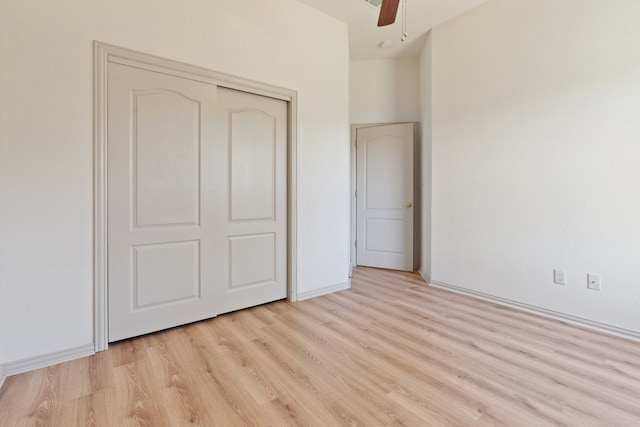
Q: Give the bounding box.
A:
[378,0,400,27]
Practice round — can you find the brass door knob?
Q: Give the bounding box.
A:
[406,202,413,208]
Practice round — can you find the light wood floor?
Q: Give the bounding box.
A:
[1,267,640,426]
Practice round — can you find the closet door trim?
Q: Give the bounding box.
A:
[93,41,298,352]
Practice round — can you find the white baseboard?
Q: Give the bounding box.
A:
[417,268,431,284]
[430,280,640,342]
[0,343,95,378]
[0,365,5,390]
[297,280,351,301]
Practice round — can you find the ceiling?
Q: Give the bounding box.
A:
[298,0,487,60]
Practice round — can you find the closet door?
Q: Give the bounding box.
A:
[214,88,288,314]
[107,63,287,342]
[107,62,220,342]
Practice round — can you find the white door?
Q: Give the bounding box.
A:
[356,123,414,271]
[107,63,287,342]
[215,88,287,315]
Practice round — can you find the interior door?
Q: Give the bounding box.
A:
[356,123,414,271]
[107,62,220,341]
[107,63,287,342]
[214,88,288,315]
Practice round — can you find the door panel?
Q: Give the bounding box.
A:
[229,109,276,221]
[107,62,220,342]
[132,90,200,228]
[364,218,404,254]
[356,123,414,271]
[364,137,405,210]
[132,240,200,308]
[216,88,287,314]
[229,233,276,289]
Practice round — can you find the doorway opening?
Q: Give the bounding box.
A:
[350,122,419,273]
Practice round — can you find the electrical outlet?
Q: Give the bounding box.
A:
[554,269,566,285]
[587,274,601,291]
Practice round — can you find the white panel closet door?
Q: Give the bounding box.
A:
[107,62,221,342]
[356,123,414,271]
[214,88,287,314]
[107,63,287,342]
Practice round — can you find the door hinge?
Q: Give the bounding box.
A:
[355,240,357,248]
[354,189,357,198]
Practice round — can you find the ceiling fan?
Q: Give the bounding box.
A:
[377,0,400,26]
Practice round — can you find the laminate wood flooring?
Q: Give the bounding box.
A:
[1,267,640,426]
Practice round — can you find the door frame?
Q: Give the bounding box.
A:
[93,42,298,352]
[350,122,420,272]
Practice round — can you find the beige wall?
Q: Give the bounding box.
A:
[0,0,350,365]
[424,0,640,333]
[350,58,420,124]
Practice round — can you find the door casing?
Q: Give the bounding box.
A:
[93,42,298,352]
